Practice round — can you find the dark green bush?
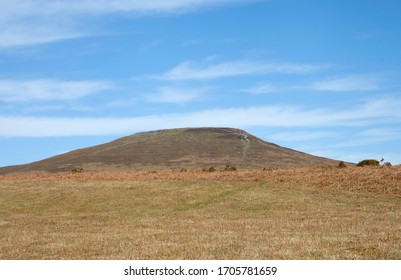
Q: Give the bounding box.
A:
[356,159,380,167]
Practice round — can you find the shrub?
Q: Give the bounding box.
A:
[202,167,217,172]
[263,167,277,171]
[71,167,84,173]
[383,162,392,167]
[224,165,237,171]
[357,159,380,167]
[338,161,346,168]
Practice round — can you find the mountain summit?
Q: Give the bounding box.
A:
[0,127,339,173]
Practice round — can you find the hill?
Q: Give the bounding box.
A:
[0,127,340,173]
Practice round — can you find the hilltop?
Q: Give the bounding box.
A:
[0,127,340,173]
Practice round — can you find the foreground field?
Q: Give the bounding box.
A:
[1,167,400,259]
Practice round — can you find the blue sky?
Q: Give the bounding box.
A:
[1,0,401,167]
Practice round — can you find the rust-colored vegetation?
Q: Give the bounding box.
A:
[1,166,400,259]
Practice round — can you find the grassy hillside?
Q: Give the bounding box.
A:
[1,166,400,259]
[0,128,340,174]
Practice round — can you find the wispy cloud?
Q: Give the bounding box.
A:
[153,59,325,80]
[0,0,253,16]
[243,83,277,94]
[0,0,256,48]
[138,40,162,51]
[0,79,112,102]
[145,87,207,104]
[331,128,401,148]
[0,22,84,48]
[269,131,341,142]
[1,98,400,137]
[310,75,380,91]
[182,39,203,46]
[360,128,401,140]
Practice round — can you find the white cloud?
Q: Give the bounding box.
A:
[182,39,202,46]
[154,59,325,80]
[1,98,400,137]
[357,98,401,119]
[360,128,401,140]
[0,22,84,48]
[243,83,277,94]
[0,79,112,102]
[331,128,401,148]
[138,40,162,51]
[145,87,206,104]
[0,2,85,48]
[269,131,341,142]
[0,0,256,48]
[310,76,380,91]
[0,0,252,17]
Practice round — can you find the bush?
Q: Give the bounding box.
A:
[71,167,84,173]
[357,159,380,167]
[338,161,346,168]
[202,167,216,172]
[263,167,277,171]
[224,165,237,171]
[383,162,392,167]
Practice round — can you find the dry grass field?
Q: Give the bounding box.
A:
[1,166,400,259]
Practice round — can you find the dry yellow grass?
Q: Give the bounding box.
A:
[1,166,400,259]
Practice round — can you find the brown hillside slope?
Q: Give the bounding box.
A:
[0,127,340,173]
